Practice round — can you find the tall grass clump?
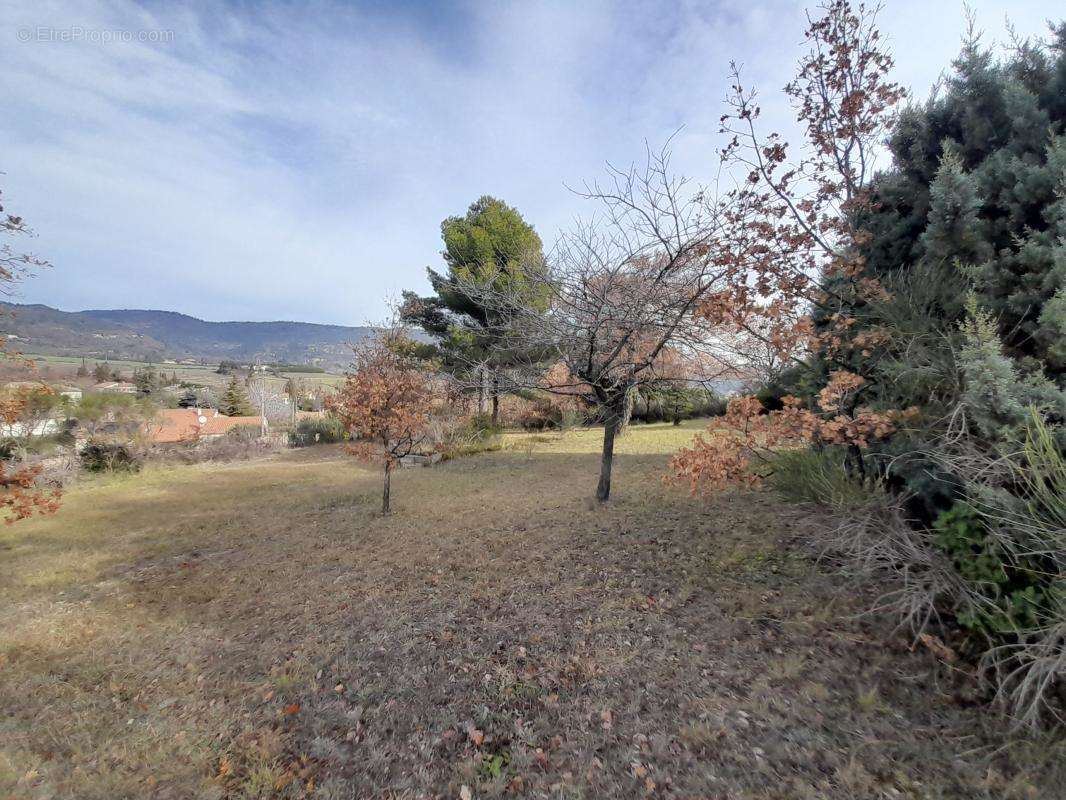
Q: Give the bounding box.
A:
[769,447,871,510]
[950,411,1066,728]
[440,413,503,459]
[289,415,345,446]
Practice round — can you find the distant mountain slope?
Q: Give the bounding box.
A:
[0,303,375,368]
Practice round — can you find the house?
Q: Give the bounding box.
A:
[146,408,267,444]
[2,382,80,401]
[0,418,65,438]
[0,382,77,437]
[92,381,139,395]
[3,380,50,392]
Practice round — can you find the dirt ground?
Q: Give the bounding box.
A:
[2,421,1062,799]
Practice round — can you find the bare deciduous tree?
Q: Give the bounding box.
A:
[245,378,292,426]
[458,144,740,501]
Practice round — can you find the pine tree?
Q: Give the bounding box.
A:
[920,148,990,269]
[853,25,1066,381]
[132,366,158,395]
[400,195,546,424]
[1038,287,1066,372]
[219,375,254,416]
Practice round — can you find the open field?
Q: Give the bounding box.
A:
[2,421,1061,799]
[17,353,346,391]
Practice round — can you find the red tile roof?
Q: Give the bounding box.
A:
[147,408,265,443]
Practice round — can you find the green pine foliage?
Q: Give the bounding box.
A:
[856,25,1066,380]
[401,195,545,366]
[219,376,254,417]
[132,365,159,395]
[400,196,547,420]
[958,295,1066,443]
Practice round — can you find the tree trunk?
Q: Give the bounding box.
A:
[491,371,500,425]
[382,459,392,515]
[617,386,636,437]
[595,413,619,502]
[846,443,867,482]
[477,366,487,415]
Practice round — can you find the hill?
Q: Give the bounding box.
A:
[0,303,375,368]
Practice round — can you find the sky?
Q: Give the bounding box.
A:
[0,0,1057,326]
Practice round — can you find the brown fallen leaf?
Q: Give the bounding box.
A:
[274,772,294,791]
[917,633,957,663]
[283,703,300,715]
[467,727,485,747]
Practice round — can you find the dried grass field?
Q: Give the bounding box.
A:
[2,421,1061,799]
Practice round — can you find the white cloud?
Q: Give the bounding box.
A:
[0,0,1055,324]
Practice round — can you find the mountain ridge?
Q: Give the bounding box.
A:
[0,302,376,368]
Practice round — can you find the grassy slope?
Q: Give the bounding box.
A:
[1,421,1061,799]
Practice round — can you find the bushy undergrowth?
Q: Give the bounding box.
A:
[933,503,1054,638]
[289,415,345,446]
[769,447,871,509]
[440,413,504,459]
[158,426,277,464]
[464,413,503,438]
[80,441,140,473]
[749,26,1066,730]
[631,387,726,425]
[772,413,1066,727]
[518,400,566,431]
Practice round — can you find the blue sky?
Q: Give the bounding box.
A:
[1,0,1056,325]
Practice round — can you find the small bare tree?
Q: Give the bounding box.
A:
[327,332,437,514]
[245,378,292,427]
[459,144,739,501]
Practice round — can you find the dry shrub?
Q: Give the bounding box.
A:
[289,415,345,446]
[15,450,80,489]
[152,427,277,465]
[776,424,1066,729]
[438,412,503,459]
[771,447,957,634]
[517,399,564,432]
[80,441,141,473]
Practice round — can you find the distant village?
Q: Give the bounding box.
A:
[0,356,338,480]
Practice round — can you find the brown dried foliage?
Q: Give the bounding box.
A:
[0,188,60,523]
[671,371,915,493]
